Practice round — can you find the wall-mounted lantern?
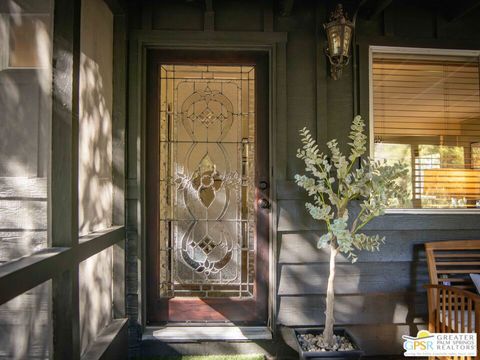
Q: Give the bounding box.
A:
[324,4,355,80]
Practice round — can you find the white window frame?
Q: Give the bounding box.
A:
[369,45,480,214]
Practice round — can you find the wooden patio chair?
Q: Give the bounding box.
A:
[425,240,480,360]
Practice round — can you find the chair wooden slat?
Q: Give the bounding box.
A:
[442,287,447,333]
[461,296,465,331]
[425,240,480,360]
[437,269,480,274]
[437,261,480,265]
[435,254,480,258]
[454,292,459,332]
[435,287,440,332]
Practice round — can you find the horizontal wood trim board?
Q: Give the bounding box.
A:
[276,181,307,200]
[277,262,428,295]
[0,200,47,231]
[0,177,47,198]
[277,292,427,326]
[276,199,480,231]
[0,248,70,305]
[0,226,125,305]
[131,30,288,45]
[81,318,128,360]
[278,230,480,263]
[356,35,480,49]
[78,226,124,262]
[0,231,48,263]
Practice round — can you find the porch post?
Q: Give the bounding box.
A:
[50,0,82,358]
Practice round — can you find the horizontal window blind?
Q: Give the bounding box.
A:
[372,51,480,209]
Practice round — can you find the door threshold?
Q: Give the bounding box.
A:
[142,326,272,342]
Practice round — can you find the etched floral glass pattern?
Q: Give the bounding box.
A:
[158,65,256,298]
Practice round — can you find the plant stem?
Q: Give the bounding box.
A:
[351,206,366,233]
[316,192,332,232]
[313,160,335,197]
[354,213,374,233]
[337,154,359,198]
[323,244,338,348]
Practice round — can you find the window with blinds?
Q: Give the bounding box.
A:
[371,50,480,209]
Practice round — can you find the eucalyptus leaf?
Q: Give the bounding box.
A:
[295,116,409,261]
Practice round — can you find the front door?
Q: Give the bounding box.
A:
[146,50,269,324]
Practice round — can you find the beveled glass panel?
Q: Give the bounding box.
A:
[159,65,255,299]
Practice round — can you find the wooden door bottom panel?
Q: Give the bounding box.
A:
[150,297,266,324]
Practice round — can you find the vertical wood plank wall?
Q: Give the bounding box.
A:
[126,0,480,356]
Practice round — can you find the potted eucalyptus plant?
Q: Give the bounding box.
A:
[293,115,409,359]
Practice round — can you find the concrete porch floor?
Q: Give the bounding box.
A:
[140,338,298,360]
[140,340,409,360]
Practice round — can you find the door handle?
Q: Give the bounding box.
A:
[258,198,270,209]
[259,181,269,190]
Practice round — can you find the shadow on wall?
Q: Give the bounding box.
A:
[79,246,113,356]
[78,0,114,356]
[0,13,51,259]
[78,51,113,236]
[78,39,114,360]
[0,1,53,358]
[0,281,51,359]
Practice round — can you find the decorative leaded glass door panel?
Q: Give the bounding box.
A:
[147,51,269,324]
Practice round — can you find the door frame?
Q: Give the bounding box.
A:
[127,30,287,331]
[146,50,269,324]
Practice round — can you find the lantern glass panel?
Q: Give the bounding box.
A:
[342,26,352,57]
[326,25,342,57]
